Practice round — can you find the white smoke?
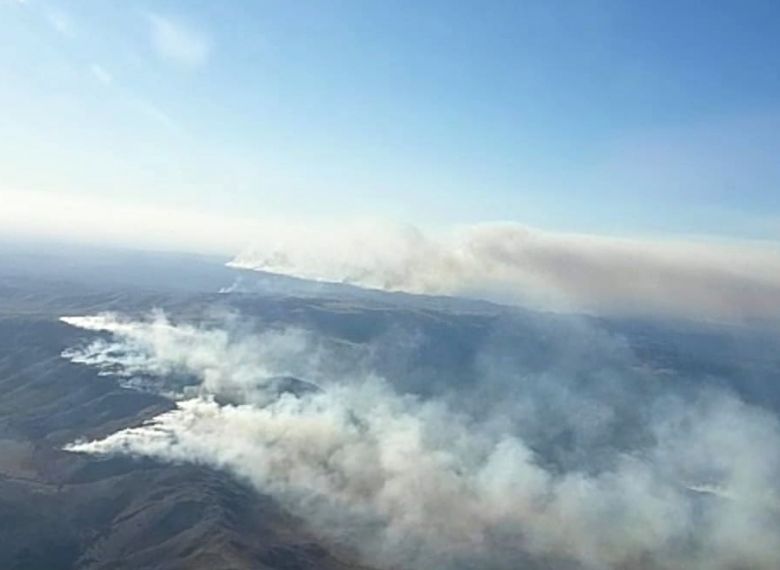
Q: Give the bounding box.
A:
[62,312,780,570]
[230,222,780,321]
[60,312,316,401]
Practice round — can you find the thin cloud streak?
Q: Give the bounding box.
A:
[147,12,211,68]
[89,63,113,85]
[46,8,74,37]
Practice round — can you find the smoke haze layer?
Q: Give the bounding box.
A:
[61,311,780,570]
[230,222,780,321]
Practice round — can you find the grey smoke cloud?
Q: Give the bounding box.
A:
[230,222,780,321]
[61,312,780,570]
[61,312,315,401]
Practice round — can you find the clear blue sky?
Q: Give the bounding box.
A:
[2,0,780,248]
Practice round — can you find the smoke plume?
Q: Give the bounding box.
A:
[61,311,780,570]
[230,222,780,321]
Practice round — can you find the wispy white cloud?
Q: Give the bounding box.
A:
[85,61,175,129]
[46,7,74,37]
[89,63,113,85]
[147,12,211,68]
[127,96,177,130]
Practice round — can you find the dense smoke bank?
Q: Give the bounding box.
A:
[62,312,780,570]
[230,222,780,321]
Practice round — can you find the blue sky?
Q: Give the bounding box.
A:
[2,0,780,250]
